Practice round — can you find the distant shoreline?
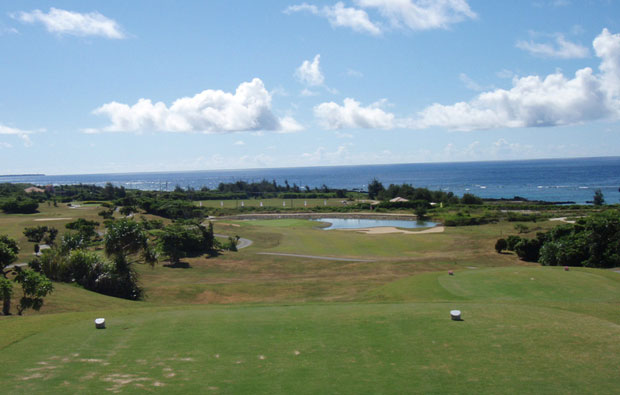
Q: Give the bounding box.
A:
[0,174,44,177]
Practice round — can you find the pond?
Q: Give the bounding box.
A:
[313,218,437,230]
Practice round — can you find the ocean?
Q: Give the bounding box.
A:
[2,157,620,204]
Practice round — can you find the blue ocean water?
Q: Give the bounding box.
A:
[2,157,620,204]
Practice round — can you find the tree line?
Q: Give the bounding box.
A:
[495,209,620,268]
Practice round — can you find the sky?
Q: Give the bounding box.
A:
[1,0,620,175]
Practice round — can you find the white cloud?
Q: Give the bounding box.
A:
[459,73,492,91]
[14,8,125,39]
[594,28,620,99]
[301,144,352,163]
[417,29,620,131]
[0,142,13,149]
[285,2,381,35]
[0,25,18,35]
[316,29,620,132]
[356,0,476,31]
[301,88,319,97]
[233,140,245,145]
[416,67,609,130]
[516,34,589,59]
[314,98,397,129]
[0,124,33,146]
[496,69,515,79]
[286,1,475,34]
[295,55,325,86]
[89,78,303,134]
[346,68,364,78]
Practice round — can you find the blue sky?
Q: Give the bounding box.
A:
[1,0,620,175]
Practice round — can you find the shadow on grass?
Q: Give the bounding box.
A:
[163,261,191,269]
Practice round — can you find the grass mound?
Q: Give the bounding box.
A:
[369,267,620,303]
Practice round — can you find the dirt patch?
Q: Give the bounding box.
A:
[102,373,153,393]
[352,226,445,235]
[22,373,45,381]
[34,217,73,222]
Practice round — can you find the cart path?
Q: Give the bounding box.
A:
[214,234,253,249]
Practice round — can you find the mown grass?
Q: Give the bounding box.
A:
[1,292,619,393]
[197,198,352,209]
[1,209,619,393]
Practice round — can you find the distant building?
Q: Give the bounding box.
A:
[24,186,45,194]
[389,197,409,203]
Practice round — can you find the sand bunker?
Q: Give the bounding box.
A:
[549,217,576,224]
[34,218,73,222]
[352,226,445,235]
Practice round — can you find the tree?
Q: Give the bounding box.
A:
[159,221,215,265]
[506,235,521,251]
[495,238,508,253]
[224,236,239,251]
[43,227,58,246]
[593,189,605,206]
[119,206,136,217]
[23,226,49,243]
[65,218,99,242]
[0,235,19,315]
[514,223,529,234]
[414,204,427,219]
[14,268,53,315]
[514,238,542,262]
[1,198,39,214]
[0,235,54,315]
[104,219,157,299]
[461,193,483,205]
[367,179,385,200]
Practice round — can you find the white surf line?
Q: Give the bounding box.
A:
[256,252,374,262]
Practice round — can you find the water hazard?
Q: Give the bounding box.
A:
[314,218,437,230]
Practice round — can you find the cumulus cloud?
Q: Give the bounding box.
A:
[416,67,609,130]
[594,28,620,99]
[516,34,589,59]
[417,29,620,131]
[286,0,475,34]
[285,2,381,35]
[314,98,397,129]
[318,29,620,132]
[295,54,325,86]
[0,124,33,146]
[14,8,125,39]
[89,79,302,134]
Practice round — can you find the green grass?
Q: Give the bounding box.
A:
[2,209,620,393]
[198,198,352,209]
[1,295,619,393]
